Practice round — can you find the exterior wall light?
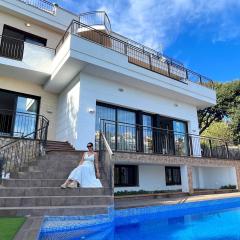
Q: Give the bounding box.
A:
[25,23,31,27]
[118,88,124,92]
[88,108,95,114]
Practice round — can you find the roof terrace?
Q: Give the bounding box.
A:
[55,12,214,89]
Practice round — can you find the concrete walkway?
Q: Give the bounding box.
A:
[115,191,240,209]
[14,217,43,240]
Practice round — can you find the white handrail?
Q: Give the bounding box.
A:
[101,132,114,157]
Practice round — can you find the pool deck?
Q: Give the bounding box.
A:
[15,191,240,239]
[115,191,240,209]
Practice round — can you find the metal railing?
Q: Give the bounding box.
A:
[0,35,24,61]
[0,110,49,179]
[55,20,214,88]
[0,109,48,139]
[99,119,240,160]
[79,11,111,34]
[18,0,56,15]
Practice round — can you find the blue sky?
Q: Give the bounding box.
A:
[53,0,240,82]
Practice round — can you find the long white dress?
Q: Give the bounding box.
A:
[68,152,102,188]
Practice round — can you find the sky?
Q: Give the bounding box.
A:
[52,0,240,83]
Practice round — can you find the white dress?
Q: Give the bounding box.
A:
[68,152,103,188]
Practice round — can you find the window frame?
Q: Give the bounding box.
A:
[165,166,182,186]
[114,164,139,187]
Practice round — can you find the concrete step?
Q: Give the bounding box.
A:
[11,171,109,183]
[0,205,109,217]
[2,179,72,187]
[0,195,112,207]
[2,178,107,188]
[0,187,112,197]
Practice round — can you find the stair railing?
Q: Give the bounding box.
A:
[99,130,114,196]
[0,113,49,180]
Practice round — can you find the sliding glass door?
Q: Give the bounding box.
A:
[0,89,40,137]
[117,109,136,151]
[95,102,189,155]
[173,120,189,156]
[95,103,136,151]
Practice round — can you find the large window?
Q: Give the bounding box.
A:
[0,89,40,137]
[114,165,138,187]
[165,166,181,185]
[173,121,189,156]
[95,102,189,155]
[95,103,136,151]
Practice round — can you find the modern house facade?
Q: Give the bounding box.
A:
[0,0,240,200]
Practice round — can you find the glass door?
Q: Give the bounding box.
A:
[143,114,153,153]
[95,104,116,149]
[117,109,136,151]
[173,121,189,156]
[14,96,39,137]
[0,90,40,138]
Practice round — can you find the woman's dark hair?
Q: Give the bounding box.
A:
[87,142,93,147]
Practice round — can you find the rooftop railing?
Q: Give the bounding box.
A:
[18,0,56,15]
[79,11,111,34]
[55,20,214,89]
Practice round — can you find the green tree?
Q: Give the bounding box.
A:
[202,121,233,142]
[198,80,240,142]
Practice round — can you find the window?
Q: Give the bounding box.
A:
[165,166,181,185]
[114,165,138,187]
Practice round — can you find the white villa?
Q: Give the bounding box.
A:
[0,0,239,207]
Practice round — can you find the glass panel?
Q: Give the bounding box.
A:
[117,109,136,151]
[173,121,188,156]
[95,105,116,149]
[143,115,153,153]
[14,97,38,137]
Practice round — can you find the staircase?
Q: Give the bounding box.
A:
[0,149,113,217]
[45,140,75,152]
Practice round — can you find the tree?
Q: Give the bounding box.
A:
[198,80,240,142]
[201,121,233,142]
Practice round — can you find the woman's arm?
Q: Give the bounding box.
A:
[79,153,85,165]
[94,152,100,178]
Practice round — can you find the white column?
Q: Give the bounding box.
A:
[180,165,193,193]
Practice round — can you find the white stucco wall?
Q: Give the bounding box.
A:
[56,72,200,150]
[192,166,237,189]
[114,165,182,192]
[55,74,81,146]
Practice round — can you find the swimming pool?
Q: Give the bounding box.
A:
[39,197,240,240]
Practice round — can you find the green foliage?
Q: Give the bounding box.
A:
[202,122,233,142]
[114,189,181,196]
[220,185,236,189]
[198,80,240,142]
[0,217,26,240]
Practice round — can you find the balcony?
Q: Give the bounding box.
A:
[55,18,214,89]
[0,35,55,81]
[99,120,240,160]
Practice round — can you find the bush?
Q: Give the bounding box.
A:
[219,184,236,189]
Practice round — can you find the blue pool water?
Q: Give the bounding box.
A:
[39,197,240,240]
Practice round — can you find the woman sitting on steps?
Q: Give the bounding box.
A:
[60,142,102,189]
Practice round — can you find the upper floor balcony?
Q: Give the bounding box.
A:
[55,19,214,89]
[0,35,54,83]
